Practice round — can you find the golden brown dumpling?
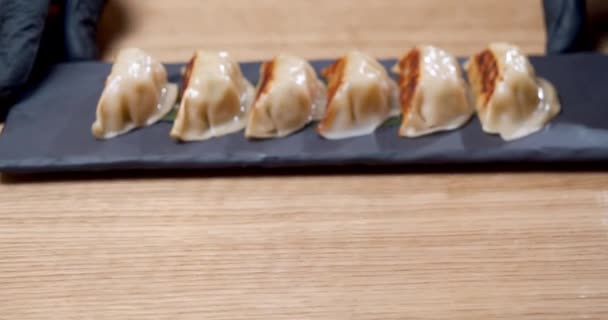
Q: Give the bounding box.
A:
[393,46,474,137]
[466,42,561,141]
[317,51,399,140]
[170,51,254,141]
[92,48,177,139]
[245,54,326,139]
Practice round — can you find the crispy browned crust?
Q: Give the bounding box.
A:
[322,57,347,106]
[317,57,347,133]
[255,59,275,101]
[180,54,197,99]
[468,49,500,110]
[396,48,421,118]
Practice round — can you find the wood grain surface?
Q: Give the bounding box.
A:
[97,0,546,62]
[2,1,608,319]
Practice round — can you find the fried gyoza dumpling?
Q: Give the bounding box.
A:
[466,42,561,141]
[92,48,177,139]
[393,46,474,137]
[245,54,326,139]
[170,51,254,141]
[317,51,399,140]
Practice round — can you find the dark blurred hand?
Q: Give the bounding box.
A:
[0,0,106,108]
[543,0,587,54]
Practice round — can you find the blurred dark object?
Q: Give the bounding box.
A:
[543,0,587,54]
[585,0,608,53]
[0,0,106,111]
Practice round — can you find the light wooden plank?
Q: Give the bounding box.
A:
[4,1,608,319]
[98,0,546,62]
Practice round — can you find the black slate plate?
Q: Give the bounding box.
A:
[0,54,607,174]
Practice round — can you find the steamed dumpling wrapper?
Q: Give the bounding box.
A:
[393,46,474,137]
[245,54,326,139]
[466,42,561,141]
[91,48,177,139]
[170,51,254,141]
[317,51,399,140]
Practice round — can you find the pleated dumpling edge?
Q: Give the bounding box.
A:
[317,51,400,140]
[393,45,474,138]
[245,54,327,139]
[466,42,561,141]
[92,48,178,139]
[170,51,254,142]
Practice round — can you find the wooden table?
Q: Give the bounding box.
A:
[2,1,608,319]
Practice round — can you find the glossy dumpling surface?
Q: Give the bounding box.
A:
[92,48,177,139]
[466,42,561,141]
[170,51,254,141]
[394,46,473,137]
[317,51,399,140]
[245,54,326,139]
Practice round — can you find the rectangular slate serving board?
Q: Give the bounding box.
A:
[0,54,607,174]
